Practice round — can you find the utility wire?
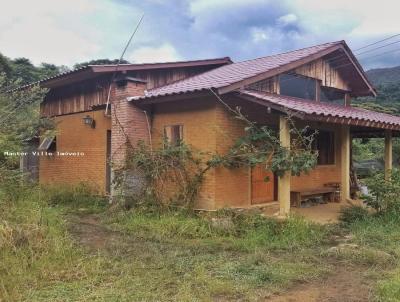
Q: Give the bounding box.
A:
[356,40,400,56]
[353,33,400,51]
[105,14,144,115]
[0,15,145,125]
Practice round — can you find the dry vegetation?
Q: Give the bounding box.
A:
[1,182,400,301]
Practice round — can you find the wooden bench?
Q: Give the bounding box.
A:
[290,187,338,207]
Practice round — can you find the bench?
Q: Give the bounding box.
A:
[290,187,338,207]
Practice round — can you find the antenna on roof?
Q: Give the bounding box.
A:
[105,14,144,116]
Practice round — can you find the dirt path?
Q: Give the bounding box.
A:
[67,214,374,302]
[267,265,373,302]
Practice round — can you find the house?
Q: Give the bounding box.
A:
[35,40,400,214]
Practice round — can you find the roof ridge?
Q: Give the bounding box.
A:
[236,40,343,64]
[87,56,232,68]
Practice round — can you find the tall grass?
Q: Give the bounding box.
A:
[106,207,329,252]
[0,183,106,301]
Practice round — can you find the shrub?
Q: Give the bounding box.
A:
[339,205,370,225]
[41,183,107,212]
[363,169,400,214]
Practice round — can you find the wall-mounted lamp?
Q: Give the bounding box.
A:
[83,115,96,128]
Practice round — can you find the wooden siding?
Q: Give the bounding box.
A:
[41,76,110,117]
[40,66,217,117]
[246,57,350,93]
[246,76,279,93]
[294,58,350,90]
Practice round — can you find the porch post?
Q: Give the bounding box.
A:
[385,130,393,180]
[340,125,351,202]
[278,115,291,216]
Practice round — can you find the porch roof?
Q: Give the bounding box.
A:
[237,90,400,131]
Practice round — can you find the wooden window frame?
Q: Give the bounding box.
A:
[164,124,184,146]
[279,73,318,101]
[314,130,335,166]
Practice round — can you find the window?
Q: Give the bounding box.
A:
[38,136,56,152]
[313,131,335,165]
[164,125,183,146]
[280,74,316,100]
[320,86,346,105]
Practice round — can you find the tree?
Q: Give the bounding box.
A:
[0,53,11,77]
[73,58,130,70]
[0,75,52,175]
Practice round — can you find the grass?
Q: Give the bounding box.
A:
[1,184,400,301]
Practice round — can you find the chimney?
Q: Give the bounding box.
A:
[111,76,149,168]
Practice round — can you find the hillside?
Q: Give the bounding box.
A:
[366,66,400,86]
[352,66,400,114]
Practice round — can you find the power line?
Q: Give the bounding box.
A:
[321,33,400,66]
[353,33,400,51]
[358,47,400,61]
[356,40,400,56]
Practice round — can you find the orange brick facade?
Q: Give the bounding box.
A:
[39,81,342,210]
[39,109,111,193]
[151,97,343,210]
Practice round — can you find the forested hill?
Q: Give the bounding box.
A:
[0,52,128,86]
[367,66,400,86]
[351,66,400,114]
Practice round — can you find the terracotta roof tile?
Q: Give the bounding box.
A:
[140,41,342,99]
[240,90,400,128]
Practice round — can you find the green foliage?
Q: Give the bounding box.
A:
[117,140,208,208]
[339,205,370,225]
[0,52,67,88]
[120,115,317,209]
[209,117,317,177]
[363,169,400,213]
[0,184,95,301]
[73,58,130,70]
[0,76,54,180]
[42,183,107,213]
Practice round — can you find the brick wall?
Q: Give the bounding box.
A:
[151,98,218,210]
[291,123,342,190]
[39,109,111,192]
[214,102,250,208]
[111,80,149,168]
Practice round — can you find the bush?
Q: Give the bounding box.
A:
[363,169,400,214]
[339,205,370,225]
[41,183,107,212]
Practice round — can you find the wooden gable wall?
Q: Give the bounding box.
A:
[246,57,351,93]
[40,65,216,117]
[294,58,350,91]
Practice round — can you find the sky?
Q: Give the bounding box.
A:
[0,0,399,70]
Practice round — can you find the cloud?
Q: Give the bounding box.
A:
[0,0,399,69]
[129,43,181,63]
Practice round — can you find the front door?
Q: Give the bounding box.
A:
[251,165,276,204]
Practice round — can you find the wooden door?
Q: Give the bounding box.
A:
[251,165,275,204]
[106,130,111,194]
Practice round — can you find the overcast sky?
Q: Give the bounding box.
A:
[0,0,399,69]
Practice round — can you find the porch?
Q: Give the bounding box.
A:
[232,90,400,217]
[262,199,366,224]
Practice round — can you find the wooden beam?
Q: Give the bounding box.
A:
[340,125,351,202]
[278,115,291,216]
[345,93,351,107]
[385,130,393,180]
[316,80,321,102]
